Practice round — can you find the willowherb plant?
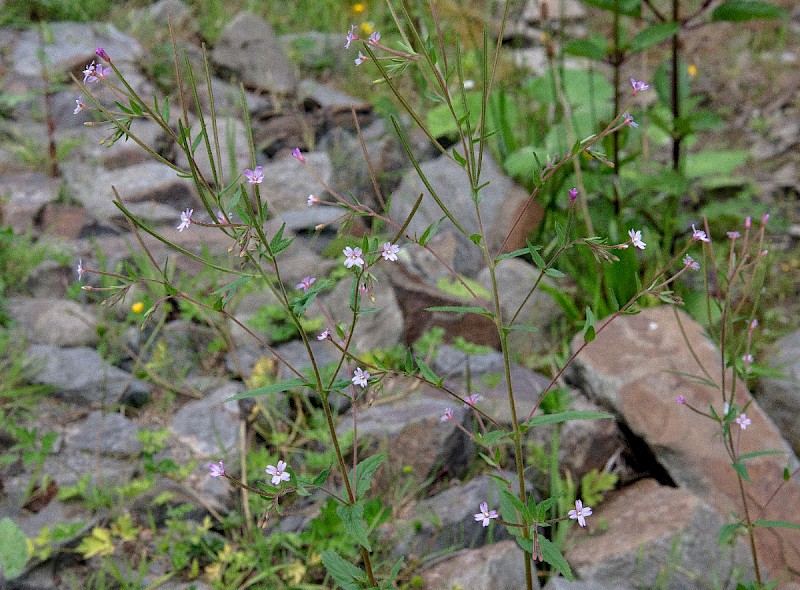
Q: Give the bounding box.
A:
[70,4,790,589]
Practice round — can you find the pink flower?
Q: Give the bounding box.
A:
[352,367,370,388]
[343,246,364,269]
[750,319,758,330]
[345,24,358,49]
[317,329,330,341]
[177,208,193,232]
[474,502,499,527]
[735,414,751,430]
[296,276,316,292]
[568,188,578,203]
[463,394,481,408]
[622,112,639,128]
[369,32,381,45]
[727,231,741,240]
[628,229,646,250]
[307,194,319,207]
[291,148,306,163]
[95,46,111,63]
[354,52,368,66]
[683,255,700,270]
[381,242,400,261]
[675,395,686,405]
[82,61,98,83]
[568,499,593,527]
[761,213,770,225]
[76,259,85,281]
[691,224,710,243]
[630,78,649,96]
[74,98,88,114]
[244,166,264,184]
[440,408,454,422]
[266,460,291,485]
[742,354,754,368]
[209,460,225,477]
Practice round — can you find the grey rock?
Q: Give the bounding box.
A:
[544,578,616,590]
[323,269,404,353]
[148,0,195,26]
[758,330,800,456]
[259,151,332,217]
[63,161,197,224]
[389,151,534,256]
[170,381,241,457]
[7,297,98,347]
[0,172,62,234]
[212,12,296,95]
[67,410,143,457]
[297,79,370,110]
[476,258,562,355]
[419,540,537,590]
[78,118,170,170]
[12,22,142,77]
[280,31,354,72]
[175,117,252,184]
[27,345,150,406]
[192,77,273,118]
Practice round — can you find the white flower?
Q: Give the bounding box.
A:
[568,499,593,527]
[381,242,400,261]
[352,367,370,388]
[343,246,364,269]
[177,208,193,232]
[628,229,646,250]
[265,460,291,485]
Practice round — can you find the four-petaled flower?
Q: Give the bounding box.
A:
[735,413,752,430]
[628,229,646,250]
[474,502,499,527]
[355,52,368,66]
[291,148,306,163]
[568,499,593,527]
[369,32,381,45]
[76,259,85,281]
[296,276,316,292]
[317,329,330,341]
[345,24,358,48]
[266,460,291,485]
[209,460,225,477]
[74,98,88,115]
[177,208,193,232]
[343,246,365,269]
[691,224,710,243]
[683,255,700,270]
[676,395,686,405]
[307,194,319,207]
[463,393,481,408]
[244,166,264,184]
[622,112,639,128]
[82,60,110,83]
[630,78,649,95]
[352,367,370,388]
[381,242,400,261]
[440,408,454,422]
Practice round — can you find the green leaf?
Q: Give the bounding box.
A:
[416,357,442,385]
[475,429,511,447]
[718,521,744,544]
[563,39,606,60]
[225,378,309,401]
[732,461,751,482]
[753,519,800,530]
[500,489,531,521]
[629,23,680,52]
[522,410,613,431]
[685,150,749,178]
[419,217,445,246]
[495,247,528,262]
[452,148,467,168]
[353,453,387,499]
[738,450,787,461]
[320,550,365,590]
[0,518,29,579]
[577,0,641,17]
[712,1,788,21]
[425,305,493,317]
[539,536,575,580]
[337,502,371,551]
[582,307,596,343]
[544,268,565,279]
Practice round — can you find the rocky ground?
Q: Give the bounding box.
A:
[1,1,799,589]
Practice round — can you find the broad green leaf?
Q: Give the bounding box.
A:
[522,410,614,431]
[712,1,788,22]
[539,536,575,580]
[416,357,442,385]
[732,461,751,482]
[0,518,29,579]
[718,521,744,544]
[337,502,371,551]
[629,23,680,53]
[225,378,309,401]
[321,550,365,590]
[475,429,511,447]
[500,489,531,521]
[353,453,387,499]
[582,307,596,343]
[563,39,606,61]
[419,217,445,246]
[685,150,749,178]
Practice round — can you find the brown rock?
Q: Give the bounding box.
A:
[570,306,800,582]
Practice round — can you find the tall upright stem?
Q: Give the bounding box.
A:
[671,0,681,172]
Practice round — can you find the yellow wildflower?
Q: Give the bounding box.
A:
[360,21,374,35]
[687,63,697,77]
[131,301,144,313]
[352,2,366,14]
